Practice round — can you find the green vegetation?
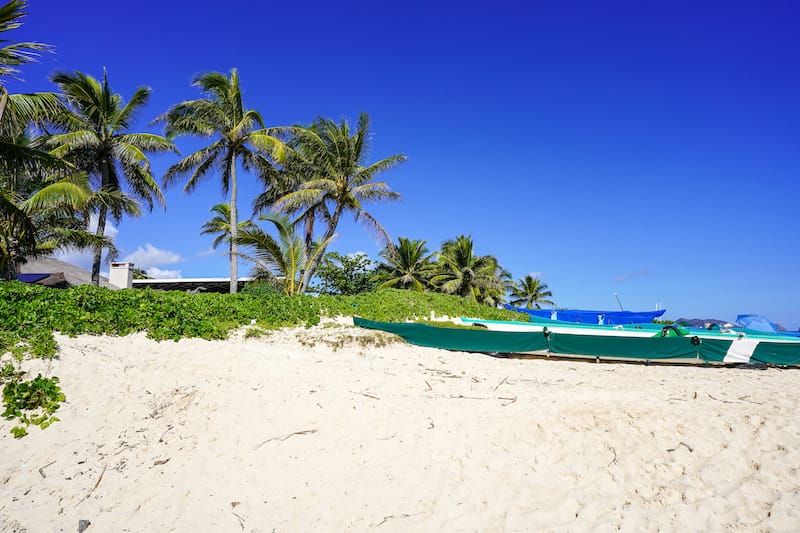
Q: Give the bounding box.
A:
[0,282,526,343]
[2,373,64,438]
[314,252,378,295]
[236,212,334,296]
[509,274,554,309]
[429,235,509,306]
[201,203,255,262]
[373,237,436,291]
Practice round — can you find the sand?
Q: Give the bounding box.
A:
[1,320,799,532]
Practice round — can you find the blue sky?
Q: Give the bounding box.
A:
[10,1,800,327]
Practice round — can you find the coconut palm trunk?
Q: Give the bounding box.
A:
[229,157,238,293]
[91,206,108,285]
[90,159,111,285]
[0,88,8,122]
[300,204,342,292]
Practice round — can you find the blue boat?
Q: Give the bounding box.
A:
[504,305,666,325]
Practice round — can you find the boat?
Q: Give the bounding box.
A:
[503,304,667,325]
[353,316,800,366]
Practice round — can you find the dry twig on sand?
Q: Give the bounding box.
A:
[38,460,56,479]
[255,429,317,449]
[493,376,509,392]
[608,446,617,467]
[667,442,694,453]
[352,391,381,400]
[499,396,517,406]
[74,463,108,508]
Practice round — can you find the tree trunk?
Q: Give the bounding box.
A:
[303,215,314,259]
[0,87,8,123]
[91,205,107,285]
[300,205,341,293]
[91,160,111,286]
[229,157,238,294]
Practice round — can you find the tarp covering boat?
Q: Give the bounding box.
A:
[736,314,800,337]
[503,305,666,325]
[353,317,549,353]
[354,317,800,366]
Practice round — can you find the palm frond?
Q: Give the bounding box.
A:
[162,140,223,189]
[111,85,150,131]
[46,130,100,156]
[20,178,88,211]
[273,188,325,213]
[120,162,164,210]
[1,92,64,134]
[116,133,177,155]
[155,98,227,137]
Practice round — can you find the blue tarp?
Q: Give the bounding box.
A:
[16,273,49,283]
[504,305,667,325]
[737,314,800,337]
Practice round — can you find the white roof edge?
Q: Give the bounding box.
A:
[132,277,256,283]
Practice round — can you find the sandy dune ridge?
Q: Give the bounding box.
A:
[2,320,799,532]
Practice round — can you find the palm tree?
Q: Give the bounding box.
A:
[431,235,507,305]
[270,113,406,293]
[373,237,436,291]
[0,0,52,121]
[234,212,334,296]
[1,171,124,279]
[47,70,176,285]
[509,274,554,309]
[0,0,107,278]
[157,68,284,294]
[200,202,255,260]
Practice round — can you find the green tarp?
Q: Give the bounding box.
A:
[354,317,549,353]
[751,342,800,366]
[549,333,702,360]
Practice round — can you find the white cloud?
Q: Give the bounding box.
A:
[197,247,218,258]
[122,244,184,270]
[87,214,119,239]
[146,267,182,279]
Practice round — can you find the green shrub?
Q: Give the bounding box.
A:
[2,374,65,438]
[0,282,526,343]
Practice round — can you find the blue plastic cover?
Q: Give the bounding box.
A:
[736,314,800,337]
[736,314,780,333]
[504,305,667,325]
[16,273,50,283]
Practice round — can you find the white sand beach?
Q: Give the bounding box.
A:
[2,321,799,532]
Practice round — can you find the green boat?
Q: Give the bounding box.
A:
[353,316,800,366]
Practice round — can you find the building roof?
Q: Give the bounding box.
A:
[18,257,117,289]
[132,277,255,293]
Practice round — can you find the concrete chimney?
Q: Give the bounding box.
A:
[109,262,133,289]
